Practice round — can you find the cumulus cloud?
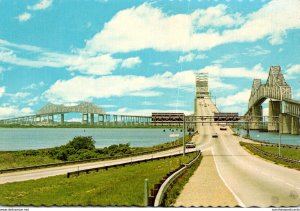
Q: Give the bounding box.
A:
[43,70,234,103]
[197,64,268,79]
[286,64,300,79]
[84,1,300,54]
[28,0,53,10]
[217,89,251,107]
[121,57,141,68]
[0,106,33,119]
[0,46,140,75]
[177,53,207,63]
[17,13,31,22]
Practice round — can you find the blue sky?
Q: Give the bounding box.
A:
[0,0,300,119]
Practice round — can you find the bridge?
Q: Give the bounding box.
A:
[245,66,300,135]
[0,102,152,126]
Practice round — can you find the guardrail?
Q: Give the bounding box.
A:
[249,144,300,164]
[0,142,189,174]
[153,150,202,207]
[66,150,197,178]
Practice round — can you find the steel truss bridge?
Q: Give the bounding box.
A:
[245,66,300,134]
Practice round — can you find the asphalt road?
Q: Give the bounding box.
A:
[0,145,192,184]
[197,98,300,207]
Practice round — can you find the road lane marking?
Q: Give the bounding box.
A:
[212,148,246,207]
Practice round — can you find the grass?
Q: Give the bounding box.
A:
[0,135,191,170]
[0,153,196,206]
[240,142,300,170]
[162,156,202,207]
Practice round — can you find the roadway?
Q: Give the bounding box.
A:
[190,98,300,207]
[0,145,193,185]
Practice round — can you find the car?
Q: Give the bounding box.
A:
[212,133,218,138]
[185,142,196,148]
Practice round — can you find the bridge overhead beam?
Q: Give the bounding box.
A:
[291,116,300,135]
[268,100,281,132]
[279,113,291,134]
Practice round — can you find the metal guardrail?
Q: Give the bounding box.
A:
[0,143,187,174]
[66,150,197,178]
[154,150,202,207]
[249,144,300,164]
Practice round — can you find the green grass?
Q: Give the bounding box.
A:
[0,153,196,206]
[0,135,191,170]
[240,142,300,170]
[0,151,60,169]
[163,156,202,207]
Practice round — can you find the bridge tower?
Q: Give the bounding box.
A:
[194,72,209,115]
[246,66,299,135]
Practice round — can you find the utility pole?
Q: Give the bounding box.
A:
[183,115,186,156]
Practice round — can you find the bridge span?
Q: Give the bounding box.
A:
[245,66,300,135]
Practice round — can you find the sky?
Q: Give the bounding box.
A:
[0,0,300,119]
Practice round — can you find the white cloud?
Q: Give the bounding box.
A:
[193,4,245,28]
[197,64,268,79]
[28,0,53,10]
[217,89,251,107]
[121,57,141,68]
[151,62,169,67]
[0,46,134,76]
[165,101,186,108]
[84,1,300,53]
[244,45,271,56]
[0,106,33,119]
[6,92,31,103]
[286,64,300,79]
[0,87,5,97]
[18,13,31,22]
[177,53,195,63]
[43,69,234,103]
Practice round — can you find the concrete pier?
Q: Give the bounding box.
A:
[250,105,263,130]
[291,116,300,135]
[279,113,291,134]
[268,100,281,132]
[60,113,64,124]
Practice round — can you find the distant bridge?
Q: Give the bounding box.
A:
[245,66,300,134]
[0,102,152,126]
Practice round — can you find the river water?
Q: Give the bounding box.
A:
[234,129,300,146]
[0,128,183,151]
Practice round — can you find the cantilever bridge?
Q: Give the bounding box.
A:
[0,65,300,134]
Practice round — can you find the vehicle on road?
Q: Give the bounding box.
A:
[185,142,196,148]
[212,133,218,138]
[219,123,227,130]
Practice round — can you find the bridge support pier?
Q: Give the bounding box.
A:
[268,100,281,132]
[291,116,299,135]
[90,113,94,125]
[60,114,64,125]
[82,113,89,124]
[250,105,263,130]
[279,113,291,134]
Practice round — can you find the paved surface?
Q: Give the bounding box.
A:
[0,146,189,184]
[175,98,300,207]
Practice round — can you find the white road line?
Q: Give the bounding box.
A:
[212,148,246,207]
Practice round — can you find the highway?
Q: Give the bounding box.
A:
[195,98,300,207]
[0,145,193,184]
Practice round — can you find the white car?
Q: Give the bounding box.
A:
[185,142,196,148]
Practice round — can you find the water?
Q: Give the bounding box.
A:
[234,129,300,146]
[0,128,183,151]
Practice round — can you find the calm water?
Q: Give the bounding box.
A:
[234,129,300,146]
[0,128,183,151]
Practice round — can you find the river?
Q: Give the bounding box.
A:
[234,128,300,146]
[0,128,183,151]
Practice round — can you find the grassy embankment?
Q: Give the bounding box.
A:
[240,142,300,170]
[162,156,202,206]
[0,135,191,169]
[0,152,197,206]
